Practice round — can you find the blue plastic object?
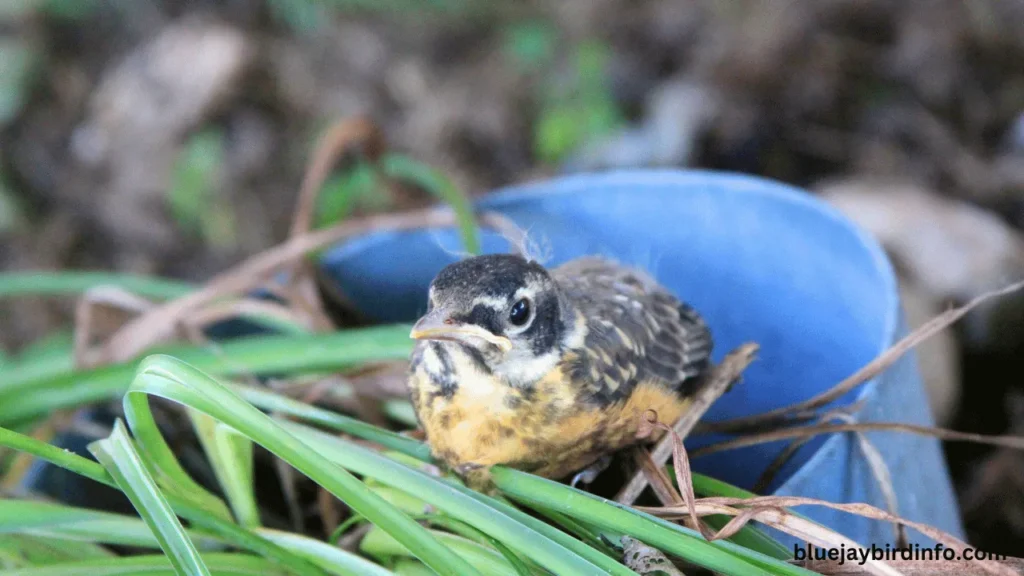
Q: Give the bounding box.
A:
[319,169,964,547]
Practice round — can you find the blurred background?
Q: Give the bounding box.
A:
[1,0,1023,556]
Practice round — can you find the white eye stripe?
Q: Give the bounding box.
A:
[471,295,509,310]
[512,286,538,302]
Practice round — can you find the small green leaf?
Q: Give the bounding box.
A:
[169,129,236,249]
[503,21,556,71]
[380,153,480,255]
[314,162,381,228]
[531,39,625,164]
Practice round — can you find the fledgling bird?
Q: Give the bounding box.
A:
[406,253,713,487]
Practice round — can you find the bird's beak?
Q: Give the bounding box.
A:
[410,309,512,352]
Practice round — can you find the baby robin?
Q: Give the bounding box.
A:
[407,253,712,488]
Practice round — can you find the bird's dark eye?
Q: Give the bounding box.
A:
[509,298,531,326]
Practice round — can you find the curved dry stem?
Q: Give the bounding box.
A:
[638,497,1014,576]
[703,280,1024,435]
[690,422,1024,458]
[98,208,527,363]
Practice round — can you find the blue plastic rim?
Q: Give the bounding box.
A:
[319,169,964,546]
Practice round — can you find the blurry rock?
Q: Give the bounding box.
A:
[66,17,253,260]
[819,180,1024,299]
[820,179,1024,352]
[899,279,960,425]
[563,77,717,171]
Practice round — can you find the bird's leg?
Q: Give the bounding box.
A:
[570,454,614,488]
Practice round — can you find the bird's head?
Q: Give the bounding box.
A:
[411,254,566,378]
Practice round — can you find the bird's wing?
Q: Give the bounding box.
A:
[552,257,713,406]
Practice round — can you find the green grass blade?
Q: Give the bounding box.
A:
[490,467,815,576]
[0,427,331,576]
[278,420,616,575]
[121,394,233,523]
[127,355,482,576]
[192,411,260,527]
[392,560,435,576]
[361,527,520,576]
[0,427,113,486]
[87,420,211,576]
[382,399,418,428]
[0,499,220,549]
[449,480,636,576]
[360,441,635,576]
[0,271,194,300]
[232,383,431,461]
[14,331,73,363]
[407,514,536,576]
[380,154,480,255]
[255,528,394,576]
[0,553,289,576]
[0,535,112,568]
[0,325,415,423]
[3,333,75,396]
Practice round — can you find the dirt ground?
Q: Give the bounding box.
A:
[2,0,1023,556]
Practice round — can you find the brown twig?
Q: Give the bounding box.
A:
[754,408,906,547]
[639,416,717,541]
[702,280,1024,435]
[288,117,385,241]
[633,447,683,506]
[628,396,1014,576]
[99,207,454,362]
[98,207,529,364]
[690,422,1024,458]
[614,343,760,505]
[632,413,901,576]
[73,286,154,368]
[753,434,813,494]
[640,496,1015,576]
[284,117,383,335]
[185,298,312,333]
[832,412,907,547]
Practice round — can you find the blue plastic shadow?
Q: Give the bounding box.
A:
[319,169,964,547]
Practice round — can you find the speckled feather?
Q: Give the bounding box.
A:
[407,254,713,485]
[552,257,713,406]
